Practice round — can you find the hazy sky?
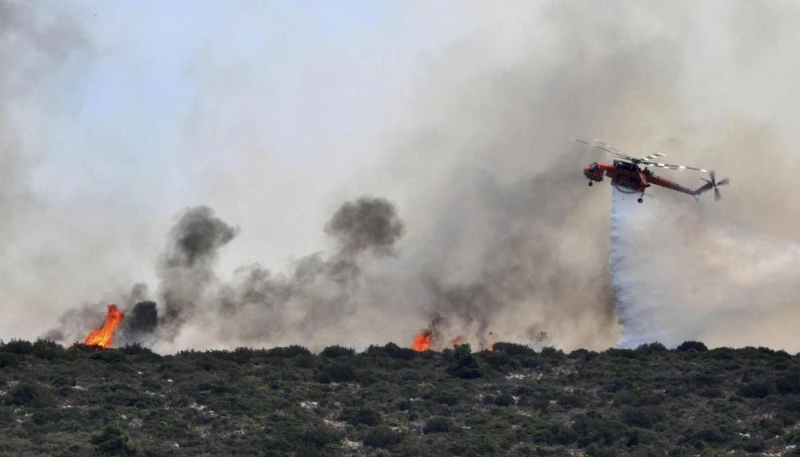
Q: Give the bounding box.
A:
[1,1,491,338]
[14,1,798,352]
[28,1,480,275]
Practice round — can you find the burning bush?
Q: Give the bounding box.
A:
[412,330,433,352]
[82,305,125,349]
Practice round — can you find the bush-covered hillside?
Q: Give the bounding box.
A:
[1,339,799,457]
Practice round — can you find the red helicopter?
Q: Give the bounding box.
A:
[574,138,729,203]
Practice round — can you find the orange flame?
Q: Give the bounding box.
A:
[487,331,496,352]
[412,329,433,351]
[83,305,125,349]
[452,335,463,347]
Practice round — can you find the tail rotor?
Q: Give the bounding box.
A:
[703,170,730,201]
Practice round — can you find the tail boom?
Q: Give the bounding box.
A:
[693,181,715,197]
[647,175,700,197]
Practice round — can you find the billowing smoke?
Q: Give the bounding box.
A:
[157,205,238,339]
[368,0,800,352]
[23,1,800,353]
[119,301,158,346]
[212,197,406,346]
[325,197,405,257]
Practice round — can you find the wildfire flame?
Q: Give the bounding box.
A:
[452,335,463,347]
[412,329,433,351]
[83,304,125,349]
[487,331,496,352]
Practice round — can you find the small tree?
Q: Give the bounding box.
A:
[675,341,708,352]
[89,423,138,456]
[447,344,483,379]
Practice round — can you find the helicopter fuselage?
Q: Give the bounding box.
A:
[583,160,709,197]
[584,161,651,193]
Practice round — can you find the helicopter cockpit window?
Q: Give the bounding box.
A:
[590,162,599,171]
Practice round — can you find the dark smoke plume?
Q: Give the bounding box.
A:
[119,301,158,345]
[325,196,405,257]
[213,197,405,345]
[157,205,238,338]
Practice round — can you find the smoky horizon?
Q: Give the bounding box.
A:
[3,1,800,354]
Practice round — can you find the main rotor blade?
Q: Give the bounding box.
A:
[573,137,635,160]
[717,177,730,186]
[715,188,722,201]
[644,161,710,173]
[641,152,666,161]
[709,170,716,184]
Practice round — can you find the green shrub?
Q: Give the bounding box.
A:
[89,423,139,456]
[434,391,460,406]
[551,423,578,445]
[90,350,128,364]
[570,348,598,360]
[424,417,454,434]
[740,437,766,452]
[320,345,355,358]
[540,347,566,360]
[621,406,664,429]
[266,345,312,358]
[388,347,417,360]
[364,345,389,357]
[295,443,327,457]
[738,382,776,399]
[448,344,483,379]
[606,348,636,359]
[303,425,343,449]
[635,342,668,354]
[492,343,536,357]
[586,443,618,457]
[1,339,34,355]
[682,426,735,447]
[0,353,18,368]
[571,413,627,446]
[676,341,708,352]
[315,361,357,383]
[362,426,404,448]
[777,371,800,395]
[340,407,382,426]
[30,339,64,360]
[495,393,515,407]
[6,382,54,408]
[558,393,587,409]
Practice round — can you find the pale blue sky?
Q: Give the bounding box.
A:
[30,1,469,217]
[6,0,488,306]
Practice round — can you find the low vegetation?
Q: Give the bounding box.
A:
[1,339,799,456]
